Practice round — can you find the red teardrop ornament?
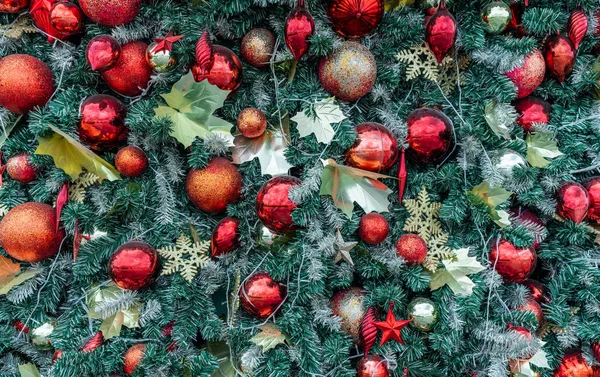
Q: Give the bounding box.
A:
[285,0,315,61]
[425,0,457,63]
[49,2,84,35]
[211,217,241,258]
[556,181,589,223]
[86,35,121,72]
[543,34,576,83]
[567,8,588,51]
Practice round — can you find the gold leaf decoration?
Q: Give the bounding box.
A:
[158,234,210,283]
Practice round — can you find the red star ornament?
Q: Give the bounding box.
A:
[374,303,411,346]
[152,31,183,53]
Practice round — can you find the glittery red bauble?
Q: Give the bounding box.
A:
[356,355,390,377]
[318,41,377,102]
[6,154,37,183]
[330,287,366,340]
[509,208,547,250]
[123,343,145,375]
[191,45,243,94]
[327,0,384,38]
[86,35,121,72]
[357,213,389,245]
[505,50,546,98]
[109,241,159,290]
[0,54,54,114]
[522,279,549,303]
[115,146,148,177]
[256,176,301,234]
[584,177,600,222]
[285,0,315,61]
[240,28,275,68]
[29,0,72,42]
[544,34,576,83]
[49,2,83,34]
[211,217,240,258]
[553,352,597,377]
[186,157,242,214]
[101,41,152,97]
[406,108,454,164]
[557,181,589,223]
[513,96,551,133]
[345,123,398,173]
[78,94,128,151]
[0,0,28,12]
[81,332,104,353]
[237,108,267,138]
[239,271,286,318]
[395,234,428,265]
[519,297,544,325]
[0,202,64,263]
[79,0,140,26]
[489,239,536,283]
[425,0,457,63]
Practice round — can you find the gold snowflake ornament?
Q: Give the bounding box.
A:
[158,234,210,283]
[0,17,37,39]
[403,186,454,272]
[69,172,99,203]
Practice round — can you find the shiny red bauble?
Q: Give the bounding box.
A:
[29,0,72,42]
[556,181,589,223]
[519,297,544,325]
[513,96,551,133]
[522,279,549,303]
[505,50,546,98]
[406,108,454,164]
[86,35,121,72]
[285,0,314,61]
[489,240,536,283]
[327,0,384,38]
[584,177,600,222]
[239,271,286,318]
[0,54,54,114]
[357,212,389,245]
[396,234,428,265]
[123,343,146,375]
[6,154,37,183]
[211,217,240,258]
[356,355,390,377]
[79,0,140,26]
[509,208,547,250]
[101,41,152,97]
[109,241,160,290]
[553,352,597,377]
[544,34,576,83]
[191,43,243,94]
[0,0,28,12]
[256,176,301,234]
[345,123,398,173]
[115,146,148,177]
[49,2,84,34]
[425,0,457,63]
[78,94,128,151]
[186,157,242,214]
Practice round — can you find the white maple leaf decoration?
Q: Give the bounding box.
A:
[231,128,293,176]
[291,98,347,144]
[430,248,485,296]
[158,234,210,283]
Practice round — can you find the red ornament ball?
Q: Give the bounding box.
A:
[356,355,390,377]
[592,343,600,362]
[6,154,37,183]
[123,343,145,375]
[0,202,64,263]
[425,0,457,63]
[101,41,152,97]
[345,123,398,173]
[557,181,589,223]
[505,49,546,98]
[513,96,551,133]
[357,213,389,245]
[109,241,159,290]
[544,34,576,83]
[211,217,241,258]
[49,2,84,34]
[0,0,28,12]
[522,279,549,303]
[318,41,377,102]
[330,287,366,340]
[489,239,536,283]
[509,208,547,250]
[240,271,286,318]
[395,234,428,265]
[191,44,243,94]
[327,0,384,38]
[584,177,600,222]
[553,352,597,377]
[256,176,301,234]
[240,28,275,68]
[186,157,242,214]
[86,35,121,72]
[78,94,128,151]
[406,108,454,164]
[0,54,54,114]
[79,0,140,26]
[284,0,315,61]
[29,0,72,42]
[237,108,267,138]
[115,146,148,177]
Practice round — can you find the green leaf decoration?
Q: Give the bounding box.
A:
[18,363,41,377]
[291,98,347,144]
[526,131,563,168]
[153,72,234,148]
[320,158,392,218]
[467,181,513,228]
[430,248,485,296]
[0,270,40,295]
[87,282,141,339]
[208,341,236,377]
[249,323,290,352]
[484,100,517,140]
[34,125,121,182]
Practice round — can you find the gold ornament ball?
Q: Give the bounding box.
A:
[186,157,242,214]
[115,146,149,177]
[31,320,57,351]
[237,107,267,138]
[241,28,276,68]
[330,287,366,340]
[407,297,439,331]
[145,42,176,73]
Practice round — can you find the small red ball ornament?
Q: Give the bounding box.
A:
[240,28,276,68]
[123,343,146,375]
[78,94,128,151]
[543,34,576,83]
[79,0,140,26]
[357,212,389,245]
[49,2,84,35]
[425,0,457,63]
[86,35,121,72]
[557,181,589,224]
[256,176,301,234]
[330,287,366,340]
[192,31,243,94]
[553,352,596,377]
[285,0,315,61]
[519,297,544,325]
[6,154,37,183]
[522,279,549,303]
[115,146,148,177]
[584,177,600,222]
[109,241,160,290]
[318,41,377,102]
[509,208,547,250]
[237,108,267,138]
[345,123,398,173]
[0,0,28,12]
[327,0,384,38]
[356,355,390,377]
[513,96,551,133]
[489,240,536,283]
[395,234,428,265]
[101,41,152,97]
[406,108,454,164]
[211,217,241,258]
[240,271,286,318]
[505,49,546,98]
[186,157,242,214]
[0,54,54,114]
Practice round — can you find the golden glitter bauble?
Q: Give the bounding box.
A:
[0,54,55,114]
[318,41,377,102]
[123,343,146,375]
[241,28,276,68]
[186,157,242,214]
[115,146,149,177]
[237,107,267,138]
[505,49,545,98]
[0,202,64,263]
[330,287,366,340]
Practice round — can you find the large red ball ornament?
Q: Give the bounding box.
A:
[505,50,546,98]
[115,146,148,177]
[318,41,377,102]
[109,241,160,290]
[345,123,398,173]
[191,37,243,94]
[0,0,28,12]
[544,34,576,83]
[556,181,589,224]
[285,0,315,61]
[49,2,84,35]
[356,355,390,377]
[0,54,54,114]
[211,217,241,258]
[513,96,551,133]
[79,0,140,26]
[240,28,276,68]
[357,212,389,245]
[123,343,145,375]
[396,234,428,265]
[86,35,121,72]
[406,108,454,164]
[0,202,64,263]
[256,176,301,234]
[327,0,384,38]
[239,271,286,318]
[186,157,242,214]
[78,94,128,151]
[6,154,37,183]
[553,352,597,377]
[489,240,536,283]
[425,0,457,63]
[101,41,152,97]
[584,177,600,222]
[330,287,366,340]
